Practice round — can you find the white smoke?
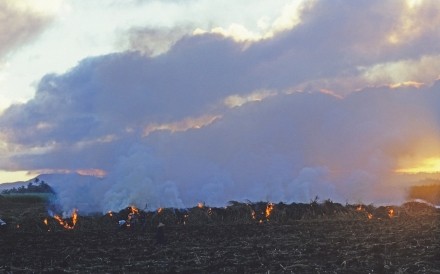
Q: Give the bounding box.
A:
[2,1,440,213]
[38,84,440,214]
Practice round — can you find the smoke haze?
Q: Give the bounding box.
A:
[1,0,440,213]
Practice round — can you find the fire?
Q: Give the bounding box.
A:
[265,203,274,219]
[388,208,395,218]
[53,209,78,230]
[125,206,141,228]
[72,209,78,226]
[43,218,51,232]
[197,202,204,209]
[129,206,139,214]
[157,207,163,214]
[126,207,138,228]
[107,211,113,217]
[356,205,374,220]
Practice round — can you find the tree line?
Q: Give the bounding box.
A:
[1,178,55,194]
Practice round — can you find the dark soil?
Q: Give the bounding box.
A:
[1,198,439,273]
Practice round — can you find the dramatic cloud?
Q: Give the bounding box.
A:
[1,0,440,212]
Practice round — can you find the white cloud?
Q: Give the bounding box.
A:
[224,90,277,108]
[360,55,440,85]
[192,0,314,43]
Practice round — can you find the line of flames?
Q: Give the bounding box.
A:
[41,203,396,230]
[356,205,396,219]
[45,209,78,230]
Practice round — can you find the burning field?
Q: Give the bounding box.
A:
[1,196,440,273]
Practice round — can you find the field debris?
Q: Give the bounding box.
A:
[0,198,439,272]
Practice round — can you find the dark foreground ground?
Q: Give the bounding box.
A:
[0,197,439,273]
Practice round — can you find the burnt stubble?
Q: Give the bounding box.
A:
[0,198,439,273]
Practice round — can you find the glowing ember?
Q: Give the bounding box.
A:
[107,211,113,217]
[43,218,48,226]
[129,206,139,214]
[197,202,204,208]
[388,208,395,218]
[265,203,274,219]
[355,205,374,220]
[157,207,163,214]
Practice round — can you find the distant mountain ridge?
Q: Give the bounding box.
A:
[0,173,101,191]
[0,180,30,191]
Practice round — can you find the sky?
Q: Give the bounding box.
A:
[1,0,440,211]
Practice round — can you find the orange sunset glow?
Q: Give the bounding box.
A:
[396,157,440,174]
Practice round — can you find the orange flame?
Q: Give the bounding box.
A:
[72,210,78,226]
[197,202,204,208]
[125,206,140,228]
[388,208,395,218]
[157,207,163,214]
[53,209,78,230]
[265,203,274,219]
[356,205,373,220]
[43,218,48,226]
[129,206,139,214]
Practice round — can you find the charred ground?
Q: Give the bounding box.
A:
[0,196,439,273]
